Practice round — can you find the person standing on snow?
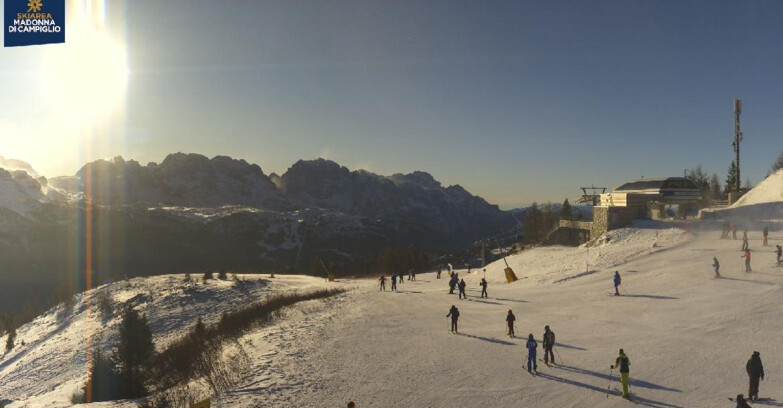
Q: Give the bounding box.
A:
[526,334,538,373]
[506,310,516,338]
[458,279,467,299]
[746,351,764,402]
[733,224,739,240]
[543,325,556,365]
[480,277,488,298]
[742,231,749,251]
[713,257,721,278]
[776,244,782,266]
[390,273,397,291]
[742,249,752,272]
[762,227,769,247]
[446,305,460,333]
[448,274,457,294]
[611,349,631,399]
[437,266,442,279]
[613,271,621,296]
[378,275,386,291]
[397,271,403,285]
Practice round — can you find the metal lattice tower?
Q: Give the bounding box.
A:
[732,99,743,192]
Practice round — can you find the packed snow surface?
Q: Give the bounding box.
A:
[4,224,783,407]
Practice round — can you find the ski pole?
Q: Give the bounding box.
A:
[606,367,614,398]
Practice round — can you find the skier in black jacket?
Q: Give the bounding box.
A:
[446,305,459,333]
[458,279,467,299]
[543,325,556,365]
[746,351,764,401]
[506,310,515,338]
[479,278,488,298]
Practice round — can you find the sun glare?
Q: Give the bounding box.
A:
[41,5,127,125]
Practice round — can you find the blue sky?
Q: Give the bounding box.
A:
[2,0,783,208]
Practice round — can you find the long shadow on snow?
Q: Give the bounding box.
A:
[536,372,686,408]
[621,294,679,300]
[494,298,529,303]
[720,276,777,286]
[469,299,504,305]
[527,339,587,351]
[554,342,587,351]
[456,333,515,346]
[752,399,783,407]
[555,365,680,392]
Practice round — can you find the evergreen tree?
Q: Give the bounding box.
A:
[114,306,155,398]
[202,268,213,283]
[559,198,573,221]
[523,202,540,243]
[687,165,709,187]
[541,202,556,236]
[218,269,227,280]
[5,327,15,352]
[709,173,722,200]
[725,161,738,194]
[83,348,121,402]
[771,152,783,174]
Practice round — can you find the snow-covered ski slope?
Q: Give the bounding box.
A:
[4,222,783,407]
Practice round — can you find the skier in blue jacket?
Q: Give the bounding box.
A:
[526,334,538,373]
[613,271,621,296]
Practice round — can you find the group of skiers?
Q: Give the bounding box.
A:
[378,225,776,405]
[712,225,782,276]
[445,270,490,299]
[721,221,739,240]
[377,269,419,291]
[447,305,557,374]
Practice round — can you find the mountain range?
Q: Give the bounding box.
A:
[0,153,514,311]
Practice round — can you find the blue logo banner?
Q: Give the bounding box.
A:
[4,0,65,47]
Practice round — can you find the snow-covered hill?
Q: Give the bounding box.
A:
[4,223,783,407]
[705,168,783,221]
[0,274,344,407]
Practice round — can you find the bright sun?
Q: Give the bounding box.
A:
[41,24,128,124]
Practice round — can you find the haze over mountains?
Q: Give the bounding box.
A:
[0,153,514,311]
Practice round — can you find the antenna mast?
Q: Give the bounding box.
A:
[733,99,743,192]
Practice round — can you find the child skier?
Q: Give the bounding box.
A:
[480,277,488,298]
[526,334,538,373]
[390,273,397,291]
[378,275,386,291]
[762,226,769,246]
[776,244,782,266]
[742,231,749,251]
[613,271,621,296]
